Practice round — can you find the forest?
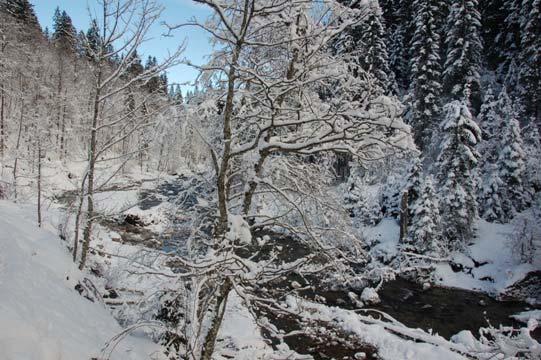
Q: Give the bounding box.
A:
[0,0,540,359]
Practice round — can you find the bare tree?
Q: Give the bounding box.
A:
[75,0,182,270]
[166,1,412,358]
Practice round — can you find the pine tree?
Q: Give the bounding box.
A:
[145,56,160,92]
[0,0,39,27]
[335,0,395,91]
[344,173,362,218]
[479,0,507,69]
[477,85,499,141]
[159,73,168,94]
[518,0,541,125]
[498,117,529,215]
[127,50,144,76]
[171,84,183,105]
[476,85,504,171]
[52,8,77,53]
[359,1,395,91]
[523,123,541,191]
[408,0,445,149]
[443,0,483,102]
[479,166,507,222]
[388,0,413,90]
[85,19,102,61]
[437,100,481,248]
[407,177,442,254]
[405,157,423,213]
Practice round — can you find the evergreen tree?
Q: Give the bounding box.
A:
[477,85,499,141]
[171,84,183,105]
[497,117,529,215]
[52,8,77,53]
[476,85,505,170]
[405,157,423,213]
[408,0,445,149]
[388,0,413,90]
[85,19,102,60]
[479,164,507,222]
[344,173,362,218]
[1,0,39,27]
[358,1,395,91]
[335,0,395,91]
[479,0,507,69]
[443,0,483,102]
[159,73,168,94]
[523,123,541,191]
[437,100,481,248]
[145,55,160,92]
[518,0,541,125]
[127,50,144,76]
[407,177,442,254]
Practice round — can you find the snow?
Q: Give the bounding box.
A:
[226,214,252,245]
[434,219,536,294]
[215,293,288,359]
[285,296,468,360]
[0,200,162,360]
[364,218,400,262]
[511,310,541,324]
[94,189,140,214]
[360,287,381,305]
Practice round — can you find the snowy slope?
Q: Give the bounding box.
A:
[0,200,162,360]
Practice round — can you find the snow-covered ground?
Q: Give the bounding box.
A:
[0,200,163,360]
[434,220,537,295]
[365,217,538,296]
[1,161,538,360]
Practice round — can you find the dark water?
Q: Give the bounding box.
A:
[373,278,536,339]
[64,177,539,357]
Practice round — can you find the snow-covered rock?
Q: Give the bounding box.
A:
[361,287,381,305]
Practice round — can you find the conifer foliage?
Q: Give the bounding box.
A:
[437,100,481,248]
[518,0,541,124]
[408,0,445,149]
[497,117,529,215]
[336,0,394,91]
[0,0,38,27]
[52,7,76,52]
[443,0,483,101]
[407,177,442,254]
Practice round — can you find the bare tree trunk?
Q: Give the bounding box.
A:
[215,43,242,235]
[12,106,24,201]
[72,173,87,262]
[37,142,42,227]
[60,88,67,160]
[55,64,64,146]
[399,190,409,242]
[79,69,102,270]
[0,84,4,160]
[201,278,232,360]
[0,34,6,160]
[242,152,268,215]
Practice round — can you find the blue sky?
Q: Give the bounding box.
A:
[32,0,212,93]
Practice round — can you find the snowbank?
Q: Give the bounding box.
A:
[0,200,161,360]
[434,220,536,294]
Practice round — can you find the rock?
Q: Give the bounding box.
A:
[291,281,302,289]
[500,271,541,305]
[361,287,380,305]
